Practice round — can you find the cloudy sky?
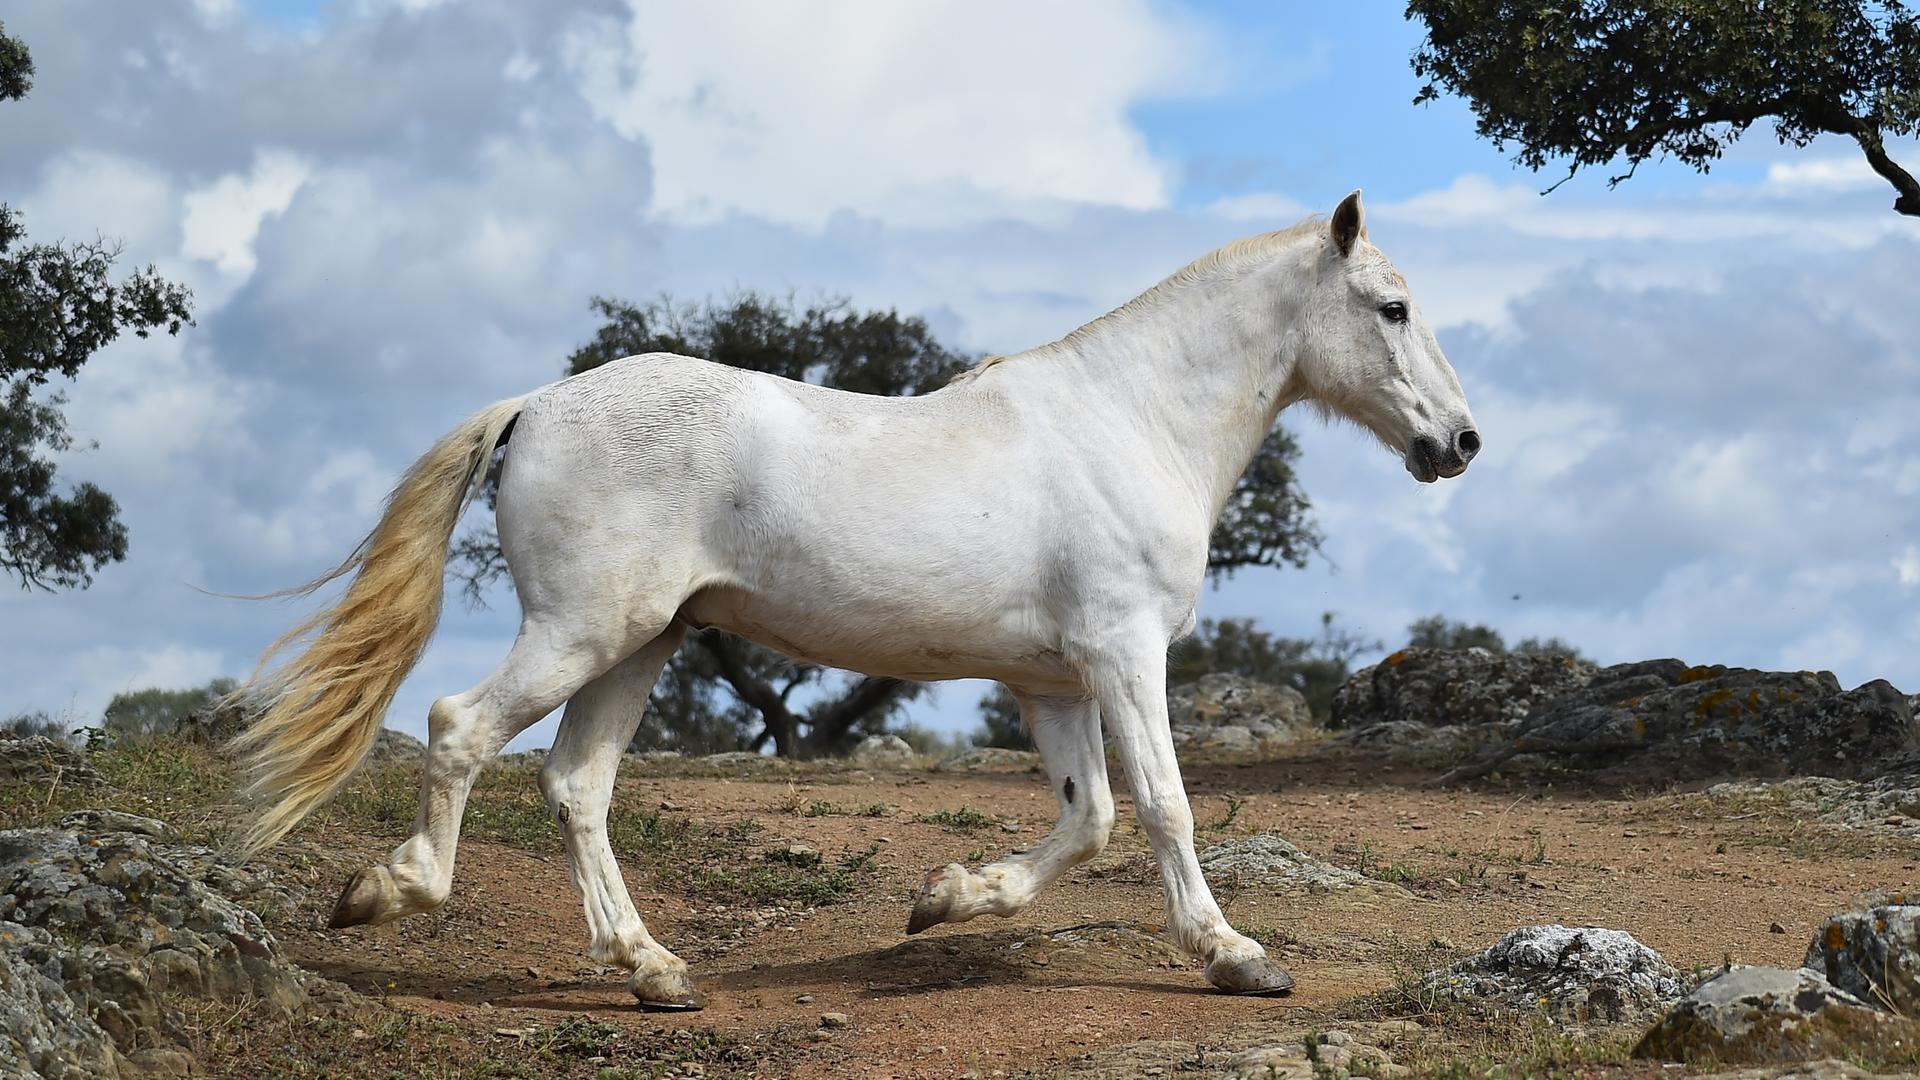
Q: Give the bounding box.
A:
[3,0,1918,749]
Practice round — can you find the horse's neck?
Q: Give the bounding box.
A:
[1044,248,1308,516]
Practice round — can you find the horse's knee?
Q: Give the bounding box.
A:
[1080,794,1117,856]
[1134,790,1193,839]
[538,762,582,826]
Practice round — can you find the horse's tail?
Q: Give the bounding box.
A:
[229,394,527,856]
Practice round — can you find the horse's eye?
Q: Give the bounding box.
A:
[1380,301,1409,324]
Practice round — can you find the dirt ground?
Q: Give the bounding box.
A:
[236,748,1920,1079]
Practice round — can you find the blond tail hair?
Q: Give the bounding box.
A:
[229,396,526,856]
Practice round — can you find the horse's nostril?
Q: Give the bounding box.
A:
[1456,429,1481,460]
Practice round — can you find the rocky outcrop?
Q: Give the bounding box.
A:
[1330,650,1918,783]
[1227,1026,1414,1079]
[1633,965,1920,1065]
[1804,896,1920,1014]
[1702,774,1920,842]
[935,747,1040,773]
[1332,648,1595,730]
[367,727,426,763]
[0,821,346,1078]
[1167,674,1314,756]
[848,734,917,768]
[1421,925,1683,1023]
[172,699,251,747]
[1482,665,1914,780]
[1197,834,1396,894]
[0,734,101,788]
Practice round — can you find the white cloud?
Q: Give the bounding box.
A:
[1206,191,1312,223]
[1898,546,1920,587]
[1766,156,1881,193]
[16,151,178,256]
[562,0,1215,227]
[181,149,312,276]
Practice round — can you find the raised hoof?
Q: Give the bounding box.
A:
[328,867,391,929]
[631,969,705,1012]
[906,864,961,934]
[1205,954,1296,996]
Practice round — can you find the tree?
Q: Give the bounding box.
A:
[1406,613,1506,652]
[1408,0,1920,216]
[1404,613,1584,660]
[3,710,72,743]
[0,23,193,590]
[457,294,1322,756]
[972,687,1033,750]
[102,677,238,740]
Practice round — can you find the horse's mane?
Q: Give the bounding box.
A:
[947,216,1327,386]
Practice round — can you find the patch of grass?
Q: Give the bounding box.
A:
[917,806,995,831]
[1199,793,1245,835]
[860,802,890,817]
[1244,925,1300,952]
[179,999,763,1078]
[1395,1015,1635,1078]
[0,735,237,843]
[1370,861,1426,885]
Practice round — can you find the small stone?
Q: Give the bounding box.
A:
[1769,922,1787,934]
[794,993,814,1004]
[820,1011,853,1029]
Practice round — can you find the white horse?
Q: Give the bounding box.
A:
[232,191,1477,1009]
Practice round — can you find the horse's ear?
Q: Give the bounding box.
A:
[1330,189,1365,257]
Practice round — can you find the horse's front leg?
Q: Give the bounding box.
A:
[909,692,1115,932]
[1082,620,1294,995]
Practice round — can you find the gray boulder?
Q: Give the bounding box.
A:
[367,727,426,763]
[1493,665,1915,779]
[935,747,1040,773]
[1421,925,1683,1023]
[0,824,345,1078]
[1805,896,1920,1015]
[0,734,101,788]
[172,699,251,747]
[1633,965,1920,1064]
[1331,647,1595,730]
[1335,651,1920,782]
[1167,674,1314,756]
[848,734,917,768]
[1197,834,1380,894]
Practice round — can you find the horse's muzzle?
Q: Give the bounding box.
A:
[1407,429,1478,483]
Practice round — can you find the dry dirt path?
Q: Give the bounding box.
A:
[273,754,1919,1078]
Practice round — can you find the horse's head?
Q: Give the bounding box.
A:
[1292,190,1479,483]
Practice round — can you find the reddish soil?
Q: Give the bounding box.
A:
[268,754,1920,1079]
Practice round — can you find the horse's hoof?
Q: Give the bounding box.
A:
[1205,954,1295,996]
[906,864,962,934]
[328,867,390,929]
[631,969,705,1012]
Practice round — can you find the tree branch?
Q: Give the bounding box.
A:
[695,634,793,727]
[808,676,911,745]
[1831,114,1920,217]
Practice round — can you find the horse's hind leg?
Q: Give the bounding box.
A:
[908,692,1115,932]
[537,626,700,1010]
[329,613,640,929]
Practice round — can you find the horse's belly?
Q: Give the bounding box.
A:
[680,587,1074,687]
